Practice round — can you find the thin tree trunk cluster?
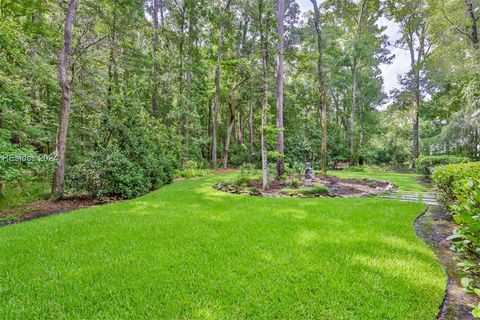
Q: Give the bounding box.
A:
[311,0,328,174]
[151,0,160,118]
[259,0,269,189]
[211,0,232,169]
[275,0,285,177]
[349,0,366,167]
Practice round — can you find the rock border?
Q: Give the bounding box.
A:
[213,179,395,199]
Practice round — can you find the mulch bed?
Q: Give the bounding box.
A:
[215,175,395,198]
[0,197,112,227]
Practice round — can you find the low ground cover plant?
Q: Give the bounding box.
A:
[280,184,330,196]
[175,161,214,178]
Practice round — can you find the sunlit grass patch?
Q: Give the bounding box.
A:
[0,173,444,319]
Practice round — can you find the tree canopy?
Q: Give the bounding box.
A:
[0,0,478,198]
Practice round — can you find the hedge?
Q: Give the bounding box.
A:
[433,165,480,318]
[417,155,470,179]
[432,162,480,205]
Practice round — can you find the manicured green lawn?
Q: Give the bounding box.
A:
[0,174,445,319]
[329,170,428,192]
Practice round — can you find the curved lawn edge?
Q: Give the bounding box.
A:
[0,174,446,319]
[415,206,478,319]
[414,207,449,320]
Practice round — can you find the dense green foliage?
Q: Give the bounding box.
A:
[417,155,470,179]
[175,161,214,178]
[432,162,480,204]
[0,174,445,319]
[433,167,480,317]
[1,0,477,204]
[0,0,477,317]
[64,104,177,199]
[449,179,480,275]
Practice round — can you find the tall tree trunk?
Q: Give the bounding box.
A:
[212,0,232,168]
[407,31,425,168]
[260,0,269,189]
[185,67,192,160]
[311,0,327,174]
[358,95,365,165]
[476,128,479,159]
[207,98,212,158]
[184,10,195,161]
[248,101,254,162]
[222,75,249,168]
[234,117,239,143]
[404,19,427,168]
[349,61,357,166]
[275,0,285,177]
[30,11,41,124]
[51,0,78,199]
[151,0,160,117]
[223,101,235,168]
[349,0,366,166]
[107,0,118,110]
[465,0,479,45]
[412,71,420,167]
[239,112,244,144]
[321,88,327,172]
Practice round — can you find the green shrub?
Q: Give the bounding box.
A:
[286,162,304,180]
[290,178,300,189]
[432,162,480,204]
[183,160,205,170]
[280,188,295,195]
[446,178,480,317]
[248,186,260,194]
[237,163,257,185]
[299,184,330,196]
[278,174,288,184]
[65,104,178,199]
[176,168,213,178]
[66,149,146,199]
[229,144,249,166]
[66,147,175,199]
[433,163,480,319]
[417,155,470,179]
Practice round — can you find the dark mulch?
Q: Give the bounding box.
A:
[0,197,112,227]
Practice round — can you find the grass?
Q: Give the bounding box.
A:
[329,170,428,192]
[0,173,445,319]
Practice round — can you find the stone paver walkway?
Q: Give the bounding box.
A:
[379,190,439,206]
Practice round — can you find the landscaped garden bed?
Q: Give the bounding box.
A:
[214,164,395,198]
